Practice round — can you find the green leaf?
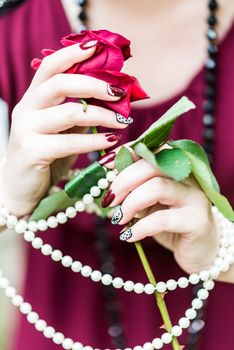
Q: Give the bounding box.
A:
[115,146,134,172]
[31,190,77,221]
[129,96,195,151]
[134,142,158,167]
[168,139,220,192]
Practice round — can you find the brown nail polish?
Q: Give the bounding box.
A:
[80,39,98,50]
[107,84,127,98]
[98,152,116,166]
[106,133,122,143]
[102,190,115,208]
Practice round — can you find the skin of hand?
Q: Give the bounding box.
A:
[0,42,130,217]
[108,156,220,275]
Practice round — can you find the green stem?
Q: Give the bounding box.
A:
[134,242,181,350]
[90,126,106,157]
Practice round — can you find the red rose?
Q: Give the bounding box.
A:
[31,29,131,73]
[85,70,149,118]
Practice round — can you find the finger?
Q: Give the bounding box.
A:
[30,42,98,88]
[119,208,192,242]
[32,102,133,134]
[103,159,166,208]
[111,177,189,225]
[28,74,126,109]
[38,132,122,161]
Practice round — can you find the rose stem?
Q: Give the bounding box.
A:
[134,241,182,350]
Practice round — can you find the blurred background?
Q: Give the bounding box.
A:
[0,99,25,350]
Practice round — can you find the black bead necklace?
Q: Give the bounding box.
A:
[76,1,219,350]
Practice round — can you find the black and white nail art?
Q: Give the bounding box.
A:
[119,229,132,241]
[116,113,133,125]
[111,207,123,225]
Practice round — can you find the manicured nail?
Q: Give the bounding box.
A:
[119,229,132,241]
[111,206,123,225]
[102,190,115,208]
[98,151,116,166]
[80,39,98,50]
[106,133,122,143]
[116,113,133,125]
[107,84,127,98]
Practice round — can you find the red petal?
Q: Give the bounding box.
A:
[41,48,55,56]
[31,58,42,70]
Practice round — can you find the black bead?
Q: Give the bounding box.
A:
[207,28,217,41]
[205,86,216,98]
[208,14,217,26]
[208,0,218,11]
[204,142,214,154]
[205,58,216,70]
[78,10,87,22]
[77,0,87,6]
[203,100,215,113]
[207,43,218,55]
[205,72,216,84]
[203,114,215,126]
[203,128,215,141]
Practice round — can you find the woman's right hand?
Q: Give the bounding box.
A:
[0,41,130,217]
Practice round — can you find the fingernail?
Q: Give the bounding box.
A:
[98,151,116,166]
[111,206,123,225]
[106,133,122,143]
[80,39,98,50]
[102,190,115,208]
[107,84,127,98]
[116,113,133,125]
[119,229,133,241]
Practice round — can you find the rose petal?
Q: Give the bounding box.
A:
[31,58,42,70]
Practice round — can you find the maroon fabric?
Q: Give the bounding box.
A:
[0,1,234,349]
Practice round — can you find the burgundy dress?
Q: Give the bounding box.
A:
[0,1,234,349]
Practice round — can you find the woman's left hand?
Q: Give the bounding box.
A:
[103,158,220,274]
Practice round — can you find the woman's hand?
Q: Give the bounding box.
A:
[104,158,220,274]
[0,41,132,217]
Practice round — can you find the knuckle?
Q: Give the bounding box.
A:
[64,102,77,123]
[39,55,53,73]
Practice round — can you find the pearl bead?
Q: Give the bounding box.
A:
[220,261,230,272]
[35,319,47,332]
[171,325,182,337]
[37,219,48,232]
[82,194,94,205]
[102,274,113,285]
[90,186,101,197]
[143,342,154,350]
[24,231,35,242]
[62,256,73,267]
[197,288,209,300]
[41,244,53,256]
[27,220,38,232]
[6,215,17,229]
[75,201,85,212]
[178,317,190,329]
[12,295,24,307]
[32,237,43,249]
[0,216,6,226]
[144,283,155,295]
[0,277,9,288]
[209,266,219,279]
[47,216,58,228]
[83,346,93,350]
[62,338,74,349]
[0,207,9,217]
[27,311,39,324]
[91,270,102,282]
[98,178,109,189]
[189,273,200,285]
[72,342,84,350]
[66,207,77,218]
[81,265,92,277]
[134,283,144,294]
[106,171,116,182]
[192,298,203,310]
[203,280,215,291]
[166,279,177,291]
[53,332,65,345]
[123,280,135,292]
[5,286,16,298]
[152,338,163,349]
[44,326,55,338]
[51,250,63,262]
[161,333,172,344]
[178,277,189,289]
[199,270,210,281]
[56,212,68,224]
[20,302,32,314]
[15,220,27,234]
[156,282,166,293]
[71,261,82,273]
[185,308,197,320]
[112,277,124,289]
[133,346,143,350]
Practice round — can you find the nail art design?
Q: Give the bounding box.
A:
[111,207,123,225]
[119,229,133,241]
[102,190,115,208]
[80,39,98,50]
[116,113,133,125]
[98,151,116,166]
[106,133,122,143]
[107,84,127,98]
